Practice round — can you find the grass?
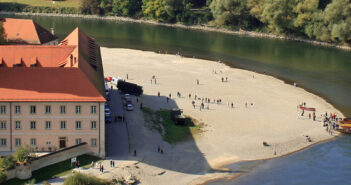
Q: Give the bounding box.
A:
[0,0,80,8]
[5,154,101,185]
[63,173,111,185]
[142,107,201,144]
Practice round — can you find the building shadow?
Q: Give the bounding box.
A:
[117,90,214,175]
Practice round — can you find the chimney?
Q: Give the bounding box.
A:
[50,27,55,35]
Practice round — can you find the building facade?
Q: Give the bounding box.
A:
[0,21,106,157]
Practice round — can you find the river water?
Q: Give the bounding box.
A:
[3,14,351,184]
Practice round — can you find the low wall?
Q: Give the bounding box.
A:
[5,143,90,181]
[31,142,90,171]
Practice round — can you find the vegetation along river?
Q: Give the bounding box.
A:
[4,14,351,184]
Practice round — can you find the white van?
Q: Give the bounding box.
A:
[111,77,123,85]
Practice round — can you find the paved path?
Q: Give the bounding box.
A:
[105,88,129,159]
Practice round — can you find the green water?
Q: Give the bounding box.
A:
[5,15,351,116]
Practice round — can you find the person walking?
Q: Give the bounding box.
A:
[134,150,137,156]
[158,92,160,97]
[166,97,169,103]
[101,165,104,173]
[126,74,128,80]
[110,160,113,167]
[197,79,199,85]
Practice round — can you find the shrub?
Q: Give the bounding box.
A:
[63,173,111,185]
[14,145,31,163]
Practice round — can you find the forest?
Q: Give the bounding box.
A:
[80,0,351,44]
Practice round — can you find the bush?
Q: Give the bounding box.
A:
[63,173,110,185]
[14,145,31,163]
[0,170,7,184]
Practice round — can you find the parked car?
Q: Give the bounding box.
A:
[126,104,134,111]
[105,115,112,123]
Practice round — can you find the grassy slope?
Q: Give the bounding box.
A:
[0,0,80,8]
[142,108,201,144]
[5,154,101,185]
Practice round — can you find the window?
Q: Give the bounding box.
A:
[0,105,5,114]
[0,121,6,129]
[91,121,97,129]
[46,141,51,145]
[0,138,6,147]
[76,105,81,114]
[60,121,66,129]
[15,138,21,147]
[30,138,36,146]
[15,105,21,114]
[91,138,97,147]
[91,106,97,114]
[45,105,51,114]
[60,105,66,114]
[45,121,51,129]
[30,105,36,114]
[76,121,81,129]
[75,138,82,145]
[30,121,36,129]
[15,121,21,129]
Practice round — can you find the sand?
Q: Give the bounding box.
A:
[98,47,343,185]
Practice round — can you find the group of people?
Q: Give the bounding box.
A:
[91,161,105,173]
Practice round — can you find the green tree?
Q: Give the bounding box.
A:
[14,145,31,163]
[142,0,170,21]
[0,170,6,184]
[0,22,7,44]
[209,0,250,27]
[112,0,142,16]
[324,0,351,43]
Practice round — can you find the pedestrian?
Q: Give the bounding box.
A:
[101,165,104,173]
[136,98,139,103]
[195,95,197,100]
[309,113,311,119]
[154,78,157,84]
[160,148,163,154]
[126,74,128,80]
[245,102,247,108]
[251,103,254,108]
[226,77,228,81]
[221,77,224,82]
[189,93,191,99]
[140,103,143,109]
[99,163,102,172]
[76,160,80,168]
[197,79,199,85]
[231,103,234,108]
[110,160,112,167]
[166,97,169,103]
[169,93,171,98]
[158,92,160,97]
[113,161,115,167]
[158,146,160,153]
[134,150,137,156]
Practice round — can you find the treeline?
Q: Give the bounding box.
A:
[80,0,351,44]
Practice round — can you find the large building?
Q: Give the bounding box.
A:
[0,23,106,157]
[1,18,58,45]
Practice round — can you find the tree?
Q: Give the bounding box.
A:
[142,0,170,22]
[112,0,142,16]
[210,0,250,27]
[14,145,31,163]
[0,22,6,44]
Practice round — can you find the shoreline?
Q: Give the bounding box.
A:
[101,48,344,185]
[1,11,351,52]
[201,134,342,185]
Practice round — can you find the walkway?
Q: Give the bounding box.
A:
[105,88,129,159]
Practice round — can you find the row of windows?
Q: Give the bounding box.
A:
[0,138,97,147]
[0,121,97,130]
[0,105,97,114]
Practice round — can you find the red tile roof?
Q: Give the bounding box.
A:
[0,22,106,102]
[0,45,75,67]
[2,18,57,45]
[0,68,105,102]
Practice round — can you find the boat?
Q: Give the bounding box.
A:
[299,106,316,111]
[339,118,351,124]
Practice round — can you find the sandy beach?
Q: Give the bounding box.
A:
[96,47,343,184]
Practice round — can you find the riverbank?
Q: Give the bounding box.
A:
[1,11,351,52]
[100,47,344,184]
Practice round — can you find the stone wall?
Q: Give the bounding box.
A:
[5,143,90,181]
[31,142,90,171]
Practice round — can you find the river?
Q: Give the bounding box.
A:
[3,14,351,184]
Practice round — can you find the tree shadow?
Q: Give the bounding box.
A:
[121,91,214,175]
